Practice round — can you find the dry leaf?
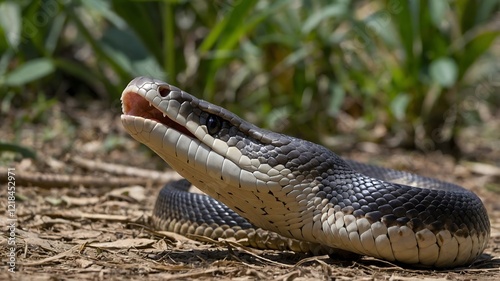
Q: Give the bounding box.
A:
[107,185,146,202]
[89,238,155,249]
[59,230,102,240]
[75,258,94,268]
[61,195,100,206]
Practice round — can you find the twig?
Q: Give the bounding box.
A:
[0,168,166,188]
[72,156,181,182]
[20,244,81,266]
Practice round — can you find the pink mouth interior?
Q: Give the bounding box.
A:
[122,91,194,138]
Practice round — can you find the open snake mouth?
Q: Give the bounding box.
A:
[121,89,195,139]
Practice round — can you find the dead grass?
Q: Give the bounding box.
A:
[1,100,499,280]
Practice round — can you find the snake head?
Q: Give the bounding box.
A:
[120,76,339,234]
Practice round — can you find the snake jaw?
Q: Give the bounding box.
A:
[121,80,194,139]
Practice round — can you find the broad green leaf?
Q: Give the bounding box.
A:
[110,0,163,63]
[390,93,411,121]
[4,58,55,86]
[476,0,499,24]
[0,2,21,48]
[429,0,448,28]
[101,26,149,61]
[429,57,458,87]
[45,14,65,55]
[458,31,500,79]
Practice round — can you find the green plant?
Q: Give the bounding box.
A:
[0,0,498,153]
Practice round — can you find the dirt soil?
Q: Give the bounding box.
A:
[1,99,499,280]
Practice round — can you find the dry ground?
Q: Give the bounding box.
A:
[1,99,499,280]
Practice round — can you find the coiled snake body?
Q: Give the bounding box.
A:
[121,77,489,267]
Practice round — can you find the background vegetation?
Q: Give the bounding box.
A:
[1,0,499,155]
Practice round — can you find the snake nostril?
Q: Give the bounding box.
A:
[159,87,170,97]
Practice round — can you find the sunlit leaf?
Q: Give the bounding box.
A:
[430,57,458,87]
[429,0,448,28]
[0,2,21,48]
[390,93,411,121]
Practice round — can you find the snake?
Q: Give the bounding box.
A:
[120,76,490,267]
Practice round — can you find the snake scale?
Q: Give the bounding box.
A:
[121,76,490,267]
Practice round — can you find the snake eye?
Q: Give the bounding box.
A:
[206,114,222,135]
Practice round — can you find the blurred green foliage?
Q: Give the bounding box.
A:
[0,0,499,153]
